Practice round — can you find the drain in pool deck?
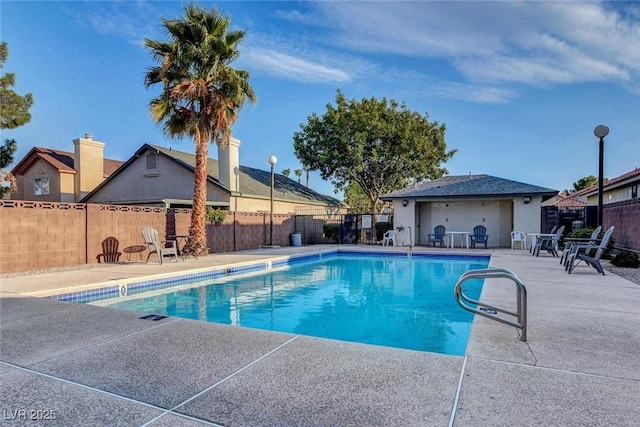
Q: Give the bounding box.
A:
[139,314,167,321]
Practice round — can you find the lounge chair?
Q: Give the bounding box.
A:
[142,226,179,264]
[510,231,526,250]
[469,225,489,249]
[98,236,121,263]
[382,230,397,247]
[567,226,615,275]
[427,225,446,247]
[534,225,565,257]
[560,226,602,266]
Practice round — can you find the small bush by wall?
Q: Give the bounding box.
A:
[611,251,640,268]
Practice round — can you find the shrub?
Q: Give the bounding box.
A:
[205,207,227,225]
[375,222,393,241]
[567,228,596,239]
[610,251,640,268]
[323,223,340,243]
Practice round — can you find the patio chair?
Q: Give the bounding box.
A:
[382,230,397,247]
[141,226,179,264]
[469,225,489,249]
[534,225,565,257]
[97,236,121,263]
[427,225,446,248]
[567,226,614,275]
[510,231,526,250]
[560,226,601,266]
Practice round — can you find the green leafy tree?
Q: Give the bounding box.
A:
[568,175,599,194]
[0,42,33,196]
[0,140,17,196]
[281,168,290,177]
[344,181,373,213]
[294,90,455,215]
[144,4,256,254]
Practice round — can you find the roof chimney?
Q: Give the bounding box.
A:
[218,136,240,192]
[73,133,105,201]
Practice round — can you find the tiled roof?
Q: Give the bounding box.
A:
[150,145,342,206]
[381,174,558,200]
[552,197,587,207]
[578,167,640,196]
[11,147,123,178]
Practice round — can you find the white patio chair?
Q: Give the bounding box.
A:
[141,226,179,264]
[510,231,526,250]
[382,230,397,247]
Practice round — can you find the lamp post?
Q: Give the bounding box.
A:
[268,155,277,246]
[593,125,609,227]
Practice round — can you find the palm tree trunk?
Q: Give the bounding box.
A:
[191,138,209,255]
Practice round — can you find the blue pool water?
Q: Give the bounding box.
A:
[104,254,488,355]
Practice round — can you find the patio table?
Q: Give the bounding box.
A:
[527,233,555,253]
[445,231,470,249]
[169,234,197,260]
[123,245,146,261]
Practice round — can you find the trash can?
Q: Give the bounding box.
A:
[290,232,302,247]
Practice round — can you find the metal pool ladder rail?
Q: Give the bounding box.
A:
[454,268,527,341]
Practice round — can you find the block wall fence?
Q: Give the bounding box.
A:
[603,198,640,252]
[1,199,637,274]
[0,201,297,273]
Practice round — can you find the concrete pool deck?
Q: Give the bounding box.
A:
[1,246,639,426]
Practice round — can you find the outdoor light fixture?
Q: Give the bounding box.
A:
[268,155,278,246]
[402,200,409,207]
[523,196,531,204]
[594,125,609,227]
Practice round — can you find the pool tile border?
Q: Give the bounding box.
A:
[47,249,490,304]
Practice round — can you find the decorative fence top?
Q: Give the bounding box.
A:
[0,200,86,210]
[0,200,194,214]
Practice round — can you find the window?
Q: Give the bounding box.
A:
[145,152,159,176]
[33,177,49,195]
[632,184,638,199]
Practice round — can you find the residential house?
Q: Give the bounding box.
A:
[581,167,640,205]
[381,174,558,247]
[10,134,123,202]
[81,137,344,214]
[580,167,640,251]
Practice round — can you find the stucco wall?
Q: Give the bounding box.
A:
[513,196,544,238]
[499,200,512,247]
[587,187,635,205]
[60,173,75,202]
[15,159,62,202]
[429,200,501,247]
[232,195,332,215]
[418,202,432,245]
[391,200,416,246]
[85,154,229,205]
[399,197,542,248]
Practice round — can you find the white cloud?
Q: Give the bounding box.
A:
[69,0,164,47]
[243,49,351,84]
[434,83,518,104]
[75,1,640,102]
[307,1,640,94]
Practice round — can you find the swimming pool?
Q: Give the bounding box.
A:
[100,253,488,355]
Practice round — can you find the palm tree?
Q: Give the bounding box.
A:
[294,169,303,184]
[144,4,256,254]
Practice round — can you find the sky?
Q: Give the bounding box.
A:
[2,1,639,199]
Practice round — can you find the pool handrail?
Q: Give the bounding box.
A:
[454,267,527,341]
